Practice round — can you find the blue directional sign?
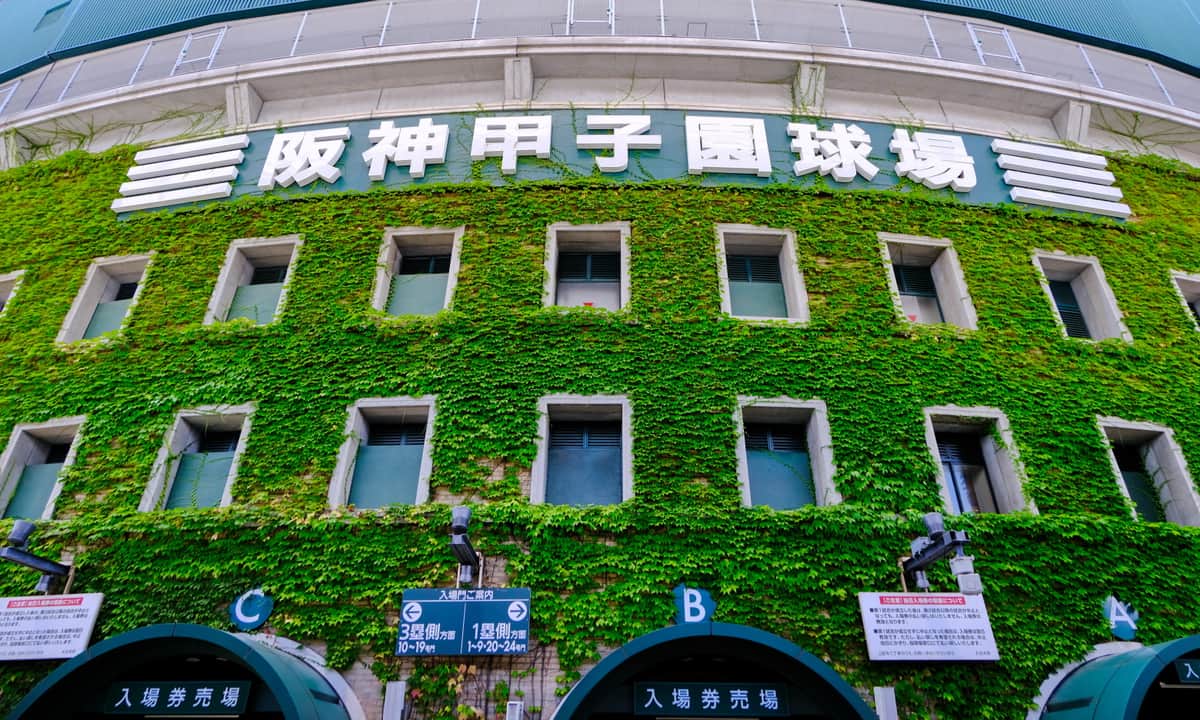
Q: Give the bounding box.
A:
[396,588,531,656]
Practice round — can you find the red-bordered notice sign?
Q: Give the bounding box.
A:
[0,593,103,661]
[858,592,999,661]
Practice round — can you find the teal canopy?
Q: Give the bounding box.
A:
[7,623,351,720]
[1043,635,1200,719]
[550,622,877,720]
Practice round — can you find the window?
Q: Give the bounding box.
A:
[372,227,463,316]
[205,236,301,325]
[1099,418,1200,526]
[0,417,84,520]
[544,223,630,310]
[1171,271,1200,330]
[141,405,253,511]
[717,225,807,321]
[1033,252,1129,341]
[0,270,23,316]
[330,398,435,509]
[34,2,70,32]
[57,254,151,342]
[531,395,631,505]
[880,233,977,328]
[924,407,1031,515]
[734,398,839,509]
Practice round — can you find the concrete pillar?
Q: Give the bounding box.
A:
[0,130,30,171]
[1053,100,1091,145]
[225,82,263,128]
[793,63,826,115]
[505,57,533,103]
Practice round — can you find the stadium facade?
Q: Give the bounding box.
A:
[1,1,1200,718]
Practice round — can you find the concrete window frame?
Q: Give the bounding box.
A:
[1032,251,1130,342]
[924,406,1034,515]
[716,224,808,322]
[0,269,25,316]
[0,416,86,520]
[733,396,841,508]
[371,226,464,315]
[543,222,631,311]
[1170,270,1200,331]
[140,404,255,511]
[204,235,302,325]
[1097,417,1200,526]
[530,394,633,504]
[328,396,436,509]
[878,233,978,329]
[57,254,152,343]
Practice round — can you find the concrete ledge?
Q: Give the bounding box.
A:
[2,37,1199,165]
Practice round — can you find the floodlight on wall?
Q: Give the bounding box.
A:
[450,506,482,587]
[900,512,982,595]
[0,520,71,595]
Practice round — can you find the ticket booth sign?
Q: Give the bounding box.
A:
[105,681,251,715]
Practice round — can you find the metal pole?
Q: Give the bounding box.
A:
[922,14,942,59]
[380,1,394,46]
[1147,63,1176,106]
[837,4,852,48]
[1079,45,1103,89]
[129,41,154,85]
[58,60,84,102]
[290,12,308,57]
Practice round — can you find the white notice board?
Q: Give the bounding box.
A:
[0,593,103,661]
[858,592,999,661]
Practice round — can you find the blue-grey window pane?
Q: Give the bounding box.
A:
[547,421,622,505]
[1048,280,1091,338]
[730,281,788,317]
[747,450,814,509]
[937,432,999,513]
[348,445,423,508]
[165,451,234,509]
[82,298,132,338]
[3,463,62,519]
[227,283,282,323]
[388,274,448,315]
[546,446,622,505]
[1113,444,1165,521]
[1122,470,1165,522]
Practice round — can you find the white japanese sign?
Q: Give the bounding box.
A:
[107,109,1131,220]
[0,593,103,661]
[858,592,999,661]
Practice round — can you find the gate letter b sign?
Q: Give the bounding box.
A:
[674,584,716,624]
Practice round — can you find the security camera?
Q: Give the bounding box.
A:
[923,512,945,536]
[450,506,471,535]
[1,520,70,593]
[7,519,34,548]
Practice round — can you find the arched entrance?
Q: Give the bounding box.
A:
[8,623,353,720]
[1040,634,1200,719]
[551,623,876,720]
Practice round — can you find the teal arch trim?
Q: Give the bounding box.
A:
[6,623,350,720]
[550,622,877,720]
[1042,634,1200,720]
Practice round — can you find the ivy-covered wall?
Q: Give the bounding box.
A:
[0,147,1199,719]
